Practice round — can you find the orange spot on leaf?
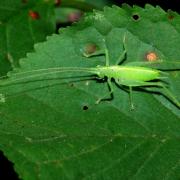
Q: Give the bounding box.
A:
[145,52,158,62]
[29,10,40,20]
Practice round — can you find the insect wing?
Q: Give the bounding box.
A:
[125,60,180,70]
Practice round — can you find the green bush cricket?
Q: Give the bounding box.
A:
[0,35,179,109]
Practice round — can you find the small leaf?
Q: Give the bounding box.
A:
[0,0,55,76]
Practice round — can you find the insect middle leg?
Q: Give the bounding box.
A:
[115,79,141,110]
[96,78,114,104]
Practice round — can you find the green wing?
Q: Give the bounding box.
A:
[125,60,180,70]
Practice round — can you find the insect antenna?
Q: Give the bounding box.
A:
[0,67,97,86]
[0,75,96,101]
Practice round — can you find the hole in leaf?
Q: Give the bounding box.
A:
[29,10,40,20]
[82,105,89,111]
[0,151,19,180]
[132,14,140,21]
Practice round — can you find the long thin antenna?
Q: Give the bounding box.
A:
[0,67,97,86]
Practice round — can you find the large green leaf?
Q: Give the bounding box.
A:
[0,5,180,180]
[0,0,55,76]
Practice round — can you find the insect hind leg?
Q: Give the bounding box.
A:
[117,78,179,108]
[142,81,180,108]
[160,84,180,108]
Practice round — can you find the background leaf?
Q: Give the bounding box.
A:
[59,0,113,10]
[55,0,114,25]
[0,5,180,180]
[0,0,55,76]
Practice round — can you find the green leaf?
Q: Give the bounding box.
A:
[55,0,113,24]
[55,7,83,24]
[0,0,55,76]
[0,5,180,180]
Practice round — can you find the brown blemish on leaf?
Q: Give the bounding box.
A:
[29,10,40,20]
[22,0,28,3]
[84,43,97,55]
[145,52,158,62]
[168,15,174,20]
[167,10,175,21]
[54,0,61,6]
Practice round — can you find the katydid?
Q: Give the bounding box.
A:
[0,37,179,109]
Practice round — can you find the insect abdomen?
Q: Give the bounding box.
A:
[98,66,160,81]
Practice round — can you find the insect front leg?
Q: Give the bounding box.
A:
[96,78,114,104]
[83,45,110,67]
[115,34,127,65]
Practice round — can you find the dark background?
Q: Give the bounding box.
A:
[114,0,180,12]
[0,0,179,179]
